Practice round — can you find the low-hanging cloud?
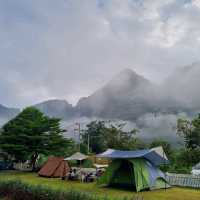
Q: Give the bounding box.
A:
[1,0,200,107]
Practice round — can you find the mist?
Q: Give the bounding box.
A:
[1,1,200,145]
[1,0,200,107]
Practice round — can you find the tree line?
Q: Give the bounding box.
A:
[0,107,200,173]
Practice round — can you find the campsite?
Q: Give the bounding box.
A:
[1,147,200,200]
[0,108,200,200]
[2,1,200,200]
[0,168,200,200]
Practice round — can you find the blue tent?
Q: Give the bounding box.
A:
[97,147,170,192]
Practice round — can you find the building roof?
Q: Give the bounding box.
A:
[64,152,88,161]
[97,146,168,166]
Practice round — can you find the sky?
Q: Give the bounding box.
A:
[1,0,200,108]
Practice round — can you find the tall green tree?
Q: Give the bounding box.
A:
[81,121,142,154]
[81,121,107,154]
[177,115,200,149]
[104,124,142,150]
[176,115,200,169]
[0,107,73,170]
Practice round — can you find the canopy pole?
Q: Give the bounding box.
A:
[163,149,167,190]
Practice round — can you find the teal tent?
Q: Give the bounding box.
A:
[97,147,170,192]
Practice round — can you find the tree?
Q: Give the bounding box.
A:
[81,121,107,154]
[104,124,142,150]
[0,107,73,170]
[176,115,200,171]
[176,148,200,167]
[177,115,200,149]
[81,121,142,154]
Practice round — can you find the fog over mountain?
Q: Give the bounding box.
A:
[1,0,200,145]
[1,64,200,143]
[76,68,156,120]
[34,99,75,120]
[163,63,200,113]
[0,104,20,125]
[76,64,200,121]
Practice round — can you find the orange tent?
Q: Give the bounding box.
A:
[38,157,70,178]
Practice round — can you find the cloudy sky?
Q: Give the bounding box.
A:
[1,0,200,108]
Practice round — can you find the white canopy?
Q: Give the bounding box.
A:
[64,152,88,161]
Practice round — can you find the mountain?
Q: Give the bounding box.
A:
[76,65,200,120]
[2,65,200,126]
[0,104,20,125]
[1,66,200,142]
[34,99,75,119]
[76,68,158,120]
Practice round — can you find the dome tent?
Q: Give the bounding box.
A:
[97,147,169,192]
[38,157,70,178]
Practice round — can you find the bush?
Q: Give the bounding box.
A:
[0,180,112,200]
[82,159,93,168]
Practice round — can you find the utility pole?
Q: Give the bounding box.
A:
[74,122,81,152]
[87,133,90,154]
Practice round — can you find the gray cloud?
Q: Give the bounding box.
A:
[0,0,200,107]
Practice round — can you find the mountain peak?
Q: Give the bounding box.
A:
[107,68,150,90]
[120,68,137,74]
[34,99,74,119]
[36,99,71,106]
[115,68,139,78]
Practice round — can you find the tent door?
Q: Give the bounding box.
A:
[110,160,136,190]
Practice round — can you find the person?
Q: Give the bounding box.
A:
[96,169,103,177]
[81,171,86,182]
[85,172,95,182]
[69,169,76,180]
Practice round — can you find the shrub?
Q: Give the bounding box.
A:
[0,179,122,200]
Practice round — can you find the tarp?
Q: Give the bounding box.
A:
[64,152,88,161]
[97,146,168,166]
[38,157,70,178]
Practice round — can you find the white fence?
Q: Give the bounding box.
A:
[166,173,200,188]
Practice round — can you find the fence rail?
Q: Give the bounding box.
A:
[166,173,200,188]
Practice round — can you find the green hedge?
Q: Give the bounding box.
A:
[0,180,116,200]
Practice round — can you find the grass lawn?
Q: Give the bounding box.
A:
[0,171,200,200]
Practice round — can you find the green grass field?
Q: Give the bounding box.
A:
[0,171,200,200]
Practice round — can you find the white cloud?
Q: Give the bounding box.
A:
[0,0,200,107]
[192,0,200,8]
